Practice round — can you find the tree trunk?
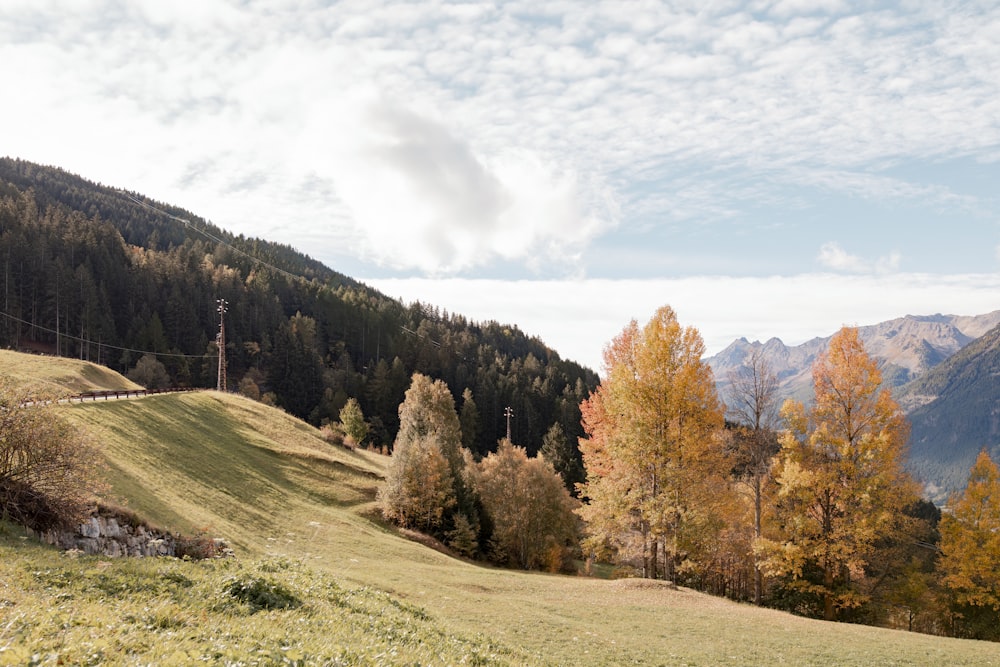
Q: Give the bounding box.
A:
[754,474,763,605]
[823,563,836,621]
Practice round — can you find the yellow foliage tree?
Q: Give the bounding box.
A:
[760,327,915,621]
[939,450,1000,621]
[378,434,455,532]
[378,374,464,535]
[472,439,579,571]
[578,306,729,580]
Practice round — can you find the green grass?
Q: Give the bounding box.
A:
[0,349,142,395]
[0,523,526,666]
[2,352,999,664]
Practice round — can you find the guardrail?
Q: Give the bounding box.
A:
[67,387,202,402]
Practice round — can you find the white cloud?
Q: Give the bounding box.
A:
[1,0,999,278]
[318,92,618,274]
[818,242,901,274]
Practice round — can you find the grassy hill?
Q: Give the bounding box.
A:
[0,349,142,395]
[3,352,999,664]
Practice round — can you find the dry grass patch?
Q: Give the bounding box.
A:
[0,349,141,395]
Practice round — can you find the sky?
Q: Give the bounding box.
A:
[3,0,999,372]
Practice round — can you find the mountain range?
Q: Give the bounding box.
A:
[707,312,1000,502]
[708,311,1000,405]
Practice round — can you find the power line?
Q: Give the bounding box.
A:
[2,190,315,367]
[121,192,307,283]
[0,310,214,360]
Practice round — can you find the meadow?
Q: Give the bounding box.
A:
[1,351,998,665]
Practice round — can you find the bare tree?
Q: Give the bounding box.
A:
[0,381,103,531]
[727,347,780,605]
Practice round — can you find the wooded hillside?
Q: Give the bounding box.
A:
[0,158,597,455]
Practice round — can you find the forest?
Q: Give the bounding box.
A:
[0,158,597,464]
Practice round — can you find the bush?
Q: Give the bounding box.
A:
[0,380,104,531]
[127,354,171,390]
[224,574,301,612]
[175,527,229,560]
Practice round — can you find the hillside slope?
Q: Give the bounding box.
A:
[1,355,995,663]
[56,394,999,664]
[0,158,598,458]
[0,348,141,395]
[0,358,996,665]
[901,323,1000,501]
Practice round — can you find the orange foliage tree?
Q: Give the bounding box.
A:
[939,449,1000,638]
[760,327,916,621]
[577,306,730,580]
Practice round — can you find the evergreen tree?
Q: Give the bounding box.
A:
[539,421,584,494]
[459,387,481,454]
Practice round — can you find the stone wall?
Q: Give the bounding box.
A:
[38,513,179,557]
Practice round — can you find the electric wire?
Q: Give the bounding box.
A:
[3,190,317,366]
[0,310,214,359]
[121,192,308,283]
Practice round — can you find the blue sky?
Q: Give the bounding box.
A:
[3,0,999,371]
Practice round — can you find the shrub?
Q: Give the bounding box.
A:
[0,380,104,531]
[127,354,171,390]
[223,574,301,612]
[175,527,229,560]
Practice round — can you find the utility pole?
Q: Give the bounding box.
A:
[216,298,228,391]
[504,406,514,442]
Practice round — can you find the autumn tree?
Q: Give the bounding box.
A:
[939,449,1000,639]
[377,433,455,532]
[378,373,473,543]
[760,327,916,621]
[577,306,729,581]
[727,347,781,605]
[339,397,369,446]
[473,439,579,571]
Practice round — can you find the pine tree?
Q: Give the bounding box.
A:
[459,387,480,453]
[339,397,369,446]
[539,421,584,493]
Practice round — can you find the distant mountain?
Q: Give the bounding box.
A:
[707,312,1000,409]
[900,323,1000,502]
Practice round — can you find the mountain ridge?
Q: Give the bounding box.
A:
[900,322,1000,501]
[707,310,1000,407]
